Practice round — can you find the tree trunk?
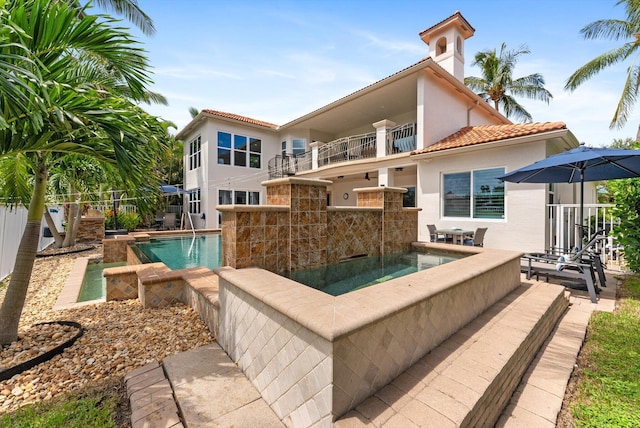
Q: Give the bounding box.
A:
[62,186,79,248]
[68,198,82,245]
[0,162,47,345]
[43,207,64,248]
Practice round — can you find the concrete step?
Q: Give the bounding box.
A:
[335,280,569,427]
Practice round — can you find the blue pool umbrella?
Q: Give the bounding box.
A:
[498,145,640,245]
[159,184,193,195]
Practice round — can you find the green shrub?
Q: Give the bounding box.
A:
[104,210,141,231]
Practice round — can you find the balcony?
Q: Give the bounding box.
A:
[267,122,416,179]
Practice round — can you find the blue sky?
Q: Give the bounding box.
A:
[119,0,637,145]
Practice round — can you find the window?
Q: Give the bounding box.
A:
[188,188,201,214]
[217,132,231,165]
[443,167,504,219]
[188,136,201,170]
[218,190,232,205]
[217,131,261,168]
[249,138,261,168]
[218,189,259,205]
[292,139,306,156]
[403,187,416,207]
[281,141,286,155]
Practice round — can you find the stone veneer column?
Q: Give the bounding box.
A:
[264,178,331,272]
[355,186,410,255]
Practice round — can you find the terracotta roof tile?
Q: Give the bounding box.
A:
[202,109,278,129]
[419,11,475,42]
[414,122,567,154]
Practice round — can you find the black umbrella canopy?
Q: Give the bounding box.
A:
[499,145,640,248]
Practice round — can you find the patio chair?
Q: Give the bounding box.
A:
[427,224,449,242]
[163,212,177,230]
[464,227,487,247]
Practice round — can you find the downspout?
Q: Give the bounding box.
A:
[467,100,479,126]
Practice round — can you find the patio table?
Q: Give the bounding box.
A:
[436,228,474,245]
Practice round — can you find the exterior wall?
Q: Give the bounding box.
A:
[182,119,280,229]
[417,141,549,252]
[420,72,501,149]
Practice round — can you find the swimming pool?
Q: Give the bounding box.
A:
[135,234,222,270]
[285,251,462,296]
[77,261,126,302]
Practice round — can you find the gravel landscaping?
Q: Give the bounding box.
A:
[0,245,214,415]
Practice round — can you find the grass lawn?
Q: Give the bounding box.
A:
[0,379,129,428]
[570,275,640,427]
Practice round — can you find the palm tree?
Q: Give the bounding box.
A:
[465,43,553,123]
[0,0,170,345]
[565,0,640,130]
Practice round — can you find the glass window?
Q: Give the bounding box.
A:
[217,132,231,165]
[292,138,306,155]
[443,172,470,217]
[442,168,505,219]
[249,138,261,169]
[218,190,232,205]
[249,191,260,205]
[473,168,505,219]
[217,131,261,168]
[188,136,201,170]
[403,187,416,207]
[188,188,201,214]
[235,191,247,205]
[234,135,247,167]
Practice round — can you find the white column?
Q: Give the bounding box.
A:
[373,119,396,158]
[310,141,323,170]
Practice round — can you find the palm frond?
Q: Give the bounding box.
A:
[565,43,637,90]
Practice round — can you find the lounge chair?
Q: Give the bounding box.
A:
[464,227,487,247]
[163,212,176,230]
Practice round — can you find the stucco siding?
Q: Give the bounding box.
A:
[416,141,550,252]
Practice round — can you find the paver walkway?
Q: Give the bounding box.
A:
[125,272,618,427]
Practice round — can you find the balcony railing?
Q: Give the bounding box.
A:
[386,122,417,155]
[267,122,417,178]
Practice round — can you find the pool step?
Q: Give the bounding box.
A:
[335,280,569,427]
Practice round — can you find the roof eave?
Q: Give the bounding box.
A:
[411,128,579,160]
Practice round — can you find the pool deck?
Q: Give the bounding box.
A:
[125,271,617,427]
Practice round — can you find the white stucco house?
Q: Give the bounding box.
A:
[176,12,592,252]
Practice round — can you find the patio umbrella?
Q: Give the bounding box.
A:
[498,145,640,246]
[159,184,193,195]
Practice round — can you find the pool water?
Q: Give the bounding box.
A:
[285,251,462,296]
[78,261,126,302]
[135,234,222,270]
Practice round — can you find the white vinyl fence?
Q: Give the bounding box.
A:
[0,205,64,281]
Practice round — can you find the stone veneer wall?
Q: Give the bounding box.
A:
[220,207,290,273]
[326,209,381,264]
[219,178,419,274]
[103,235,135,263]
[77,215,105,242]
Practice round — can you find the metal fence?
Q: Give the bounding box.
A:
[547,203,622,268]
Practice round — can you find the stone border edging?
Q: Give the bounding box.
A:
[0,321,84,382]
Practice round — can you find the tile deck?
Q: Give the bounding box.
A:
[125,272,618,427]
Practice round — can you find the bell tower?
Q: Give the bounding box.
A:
[419,11,474,82]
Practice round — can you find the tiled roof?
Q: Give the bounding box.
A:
[414,122,567,154]
[419,11,475,41]
[202,109,279,129]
